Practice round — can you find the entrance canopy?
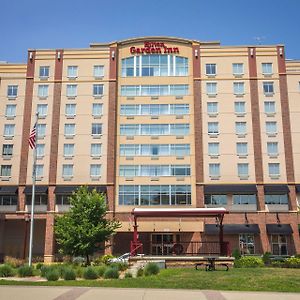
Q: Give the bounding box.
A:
[131,207,228,218]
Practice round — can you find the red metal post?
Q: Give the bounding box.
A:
[218,214,225,256]
[133,217,138,243]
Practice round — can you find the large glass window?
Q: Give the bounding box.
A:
[265,194,288,205]
[7,85,18,98]
[121,85,188,96]
[271,235,288,255]
[206,64,216,76]
[26,195,48,205]
[240,234,255,255]
[233,194,256,204]
[122,55,188,77]
[205,194,227,205]
[0,195,17,206]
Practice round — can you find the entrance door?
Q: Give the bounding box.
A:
[151,234,174,255]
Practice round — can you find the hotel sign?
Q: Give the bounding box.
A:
[130,42,179,55]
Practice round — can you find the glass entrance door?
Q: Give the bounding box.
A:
[151,233,174,255]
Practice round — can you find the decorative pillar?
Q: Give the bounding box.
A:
[257,185,265,211]
[44,214,55,263]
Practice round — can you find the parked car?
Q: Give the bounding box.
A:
[108,253,131,263]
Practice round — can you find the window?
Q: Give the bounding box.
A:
[93,84,104,97]
[37,104,48,118]
[263,82,274,95]
[119,166,139,177]
[56,195,70,205]
[66,84,77,97]
[206,64,216,76]
[7,85,18,98]
[63,144,74,157]
[170,124,189,135]
[90,164,101,177]
[36,124,46,138]
[39,66,49,78]
[120,144,139,156]
[38,85,49,98]
[208,122,219,135]
[5,105,16,118]
[122,55,188,77]
[170,144,190,156]
[64,124,75,136]
[268,163,280,177]
[265,194,288,205]
[91,143,101,157]
[233,194,256,205]
[233,82,245,95]
[209,163,220,177]
[266,121,277,135]
[206,82,217,95]
[239,234,255,255]
[237,163,249,177]
[67,66,78,78]
[235,122,247,135]
[236,142,248,156]
[267,142,278,156]
[0,195,17,206]
[271,235,288,255]
[264,101,275,114]
[92,123,102,135]
[26,195,48,205]
[120,105,139,115]
[262,63,273,75]
[121,84,188,96]
[4,124,15,137]
[36,144,45,158]
[208,142,219,156]
[170,104,189,115]
[234,102,246,114]
[92,103,103,117]
[207,102,218,115]
[94,65,104,78]
[65,104,76,117]
[120,124,139,136]
[2,144,13,156]
[0,165,11,176]
[171,165,190,176]
[35,164,44,178]
[62,164,73,177]
[205,194,227,205]
[232,63,244,75]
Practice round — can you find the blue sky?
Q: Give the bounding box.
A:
[1,0,299,62]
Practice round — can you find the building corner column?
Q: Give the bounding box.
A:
[256,185,265,211]
[44,214,55,263]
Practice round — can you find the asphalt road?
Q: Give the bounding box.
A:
[0,286,299,300]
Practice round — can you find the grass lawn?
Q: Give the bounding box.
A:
[1,268,300,292]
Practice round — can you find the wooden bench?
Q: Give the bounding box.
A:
[195,257,230,271]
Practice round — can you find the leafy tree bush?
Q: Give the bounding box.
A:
[63,268,76,280]
[83,267,98,279]
[95,265,107,277]
[103,267,119,279]
[144,262,160,276]
[4,256,24,268]
[45,269,60,281]
[136,267,144,277]
[0,264,15,277]
[35,263,44,270]
[284,257,300,268]
[55,186,121,265]
[234,256,264,268]
[125,272,132,278]
[99,254,114,265]
[271,260,285,268]
[109,262,128,271]
[18,265,34,277]
[232,249,241,260]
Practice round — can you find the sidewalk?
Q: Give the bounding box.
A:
[0,286,299,300]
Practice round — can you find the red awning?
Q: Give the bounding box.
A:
[131,207,228,218]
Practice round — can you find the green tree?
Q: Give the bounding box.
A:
[55,186,120,264]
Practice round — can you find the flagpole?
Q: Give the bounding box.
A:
[28,112,38,267]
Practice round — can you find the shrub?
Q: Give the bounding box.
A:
[18,265,34,277]
[234,256,264,268]
[144,262,160,276]
[4,256,24,268]
[74,267,84,278]
[103,267,119,279]
[95,265,107,277]
[101,254,114,265]
[262,252,272,265]
[136,267,144,277]
[63,268,76,280]
[232,249,241,260]
[35,263,44,270]
[0,264,15,277]
[109,262,128,271]
[45,269,60,281]
[285,257,300,268]
[125,272,132,278]
[83,267,98,280]
[271,260,285,268]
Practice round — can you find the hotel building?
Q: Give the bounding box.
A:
[0,37,299,262]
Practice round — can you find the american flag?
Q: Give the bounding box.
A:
[28,123,37,149]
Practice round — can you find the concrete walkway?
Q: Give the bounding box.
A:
[0,286,299,300]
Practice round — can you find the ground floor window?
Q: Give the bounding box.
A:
[25,195,47,205]
[271,234,288,255]
[55,194,71,205]
[239,234,255,255]
[151,233,180,255]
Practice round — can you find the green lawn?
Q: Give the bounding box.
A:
[1,268,300,292]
